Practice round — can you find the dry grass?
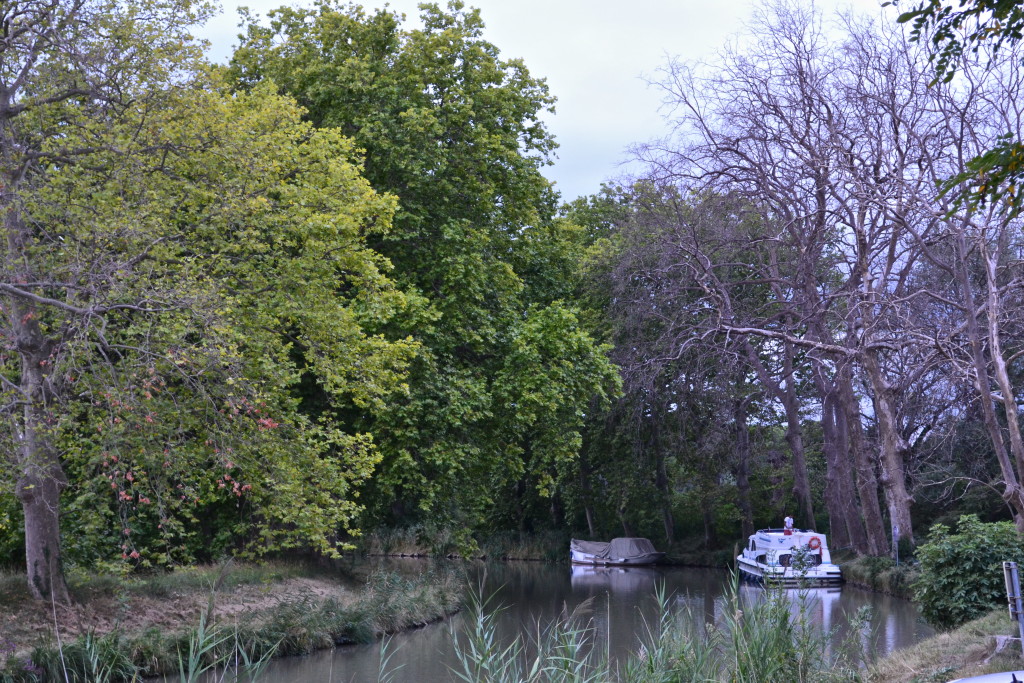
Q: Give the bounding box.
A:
[868,610,1022,682]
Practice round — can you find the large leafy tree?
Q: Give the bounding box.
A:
[1,0,412,601]
[229,1,619,535]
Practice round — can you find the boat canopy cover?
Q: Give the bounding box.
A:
[571,537,658,559]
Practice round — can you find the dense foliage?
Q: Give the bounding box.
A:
[914,515,1024,628]
[227,0,620,538]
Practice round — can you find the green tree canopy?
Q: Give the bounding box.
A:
[1,0,413,600]
[229,1,619,535]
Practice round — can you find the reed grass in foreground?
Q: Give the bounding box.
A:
[0,566,463,682]
[450,575,867,683]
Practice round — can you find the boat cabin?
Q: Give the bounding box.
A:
[737,528,842,585]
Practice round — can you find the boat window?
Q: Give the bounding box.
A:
[749,540,755,551]
[778,554,792,567]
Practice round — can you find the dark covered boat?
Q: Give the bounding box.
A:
[569,537,665,566]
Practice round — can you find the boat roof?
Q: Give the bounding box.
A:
[755,528,826,537]
[750,529,829,549]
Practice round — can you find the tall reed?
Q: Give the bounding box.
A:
[450,574,867,682]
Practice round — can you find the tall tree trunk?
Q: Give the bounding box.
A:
[578,457,597,537]
[744,340,815,528]
[782,404,815,529]
[19,466,69,605]
[550,494,564,528]
[618,503,634,537]
[16,389,70,604]
[984,247,1024,490]
[7,201,71,603]
[837,364,887,555]
[862,348,915,549]
[701,494,718,549]
[953,234,1024,528]
[807,356,869,553]
[821,387,866,551]
[655,457,676,544]
[733,397,755,539]
[651,415,676,544]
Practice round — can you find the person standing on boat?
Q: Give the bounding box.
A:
[784,514,794,535]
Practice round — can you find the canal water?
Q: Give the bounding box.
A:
[253,559,934,682]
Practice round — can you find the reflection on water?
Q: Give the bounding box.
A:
[569,564,663,594]
[255,559,934,683]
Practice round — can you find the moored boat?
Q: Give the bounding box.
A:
[570,537,665,566]
[736,528,843,586]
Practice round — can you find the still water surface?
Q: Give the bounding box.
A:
[259,559,934,682]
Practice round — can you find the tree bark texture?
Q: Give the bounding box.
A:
[952,233,1024,527]
[733,397,755,539]
[837,364,888,555]
[862,349,915,548]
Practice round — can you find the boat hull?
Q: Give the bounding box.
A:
[570,549,665,566]
[736,555,843,586]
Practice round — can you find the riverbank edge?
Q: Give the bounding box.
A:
[363,529,921,600]
[0,562,463,681]
[868,609,1022,682]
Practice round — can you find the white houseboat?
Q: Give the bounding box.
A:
[736,528,843,586]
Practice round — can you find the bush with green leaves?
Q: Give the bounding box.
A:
[914,514,1024,628]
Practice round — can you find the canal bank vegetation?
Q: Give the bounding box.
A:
[361,527,570,563]
[0,561,462,681]
[839,556,917,601]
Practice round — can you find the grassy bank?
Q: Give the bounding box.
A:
[841,555,918,600]
[868,609,1020,682]
[361,527,569,562]
[0,560,462,682]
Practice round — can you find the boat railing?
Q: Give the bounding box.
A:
[758,528,817,534]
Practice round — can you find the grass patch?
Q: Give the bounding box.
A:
[868,609,1019,682]
[68,559,309,601]
[0,561,463,681]
[478,531,568,562]
[362,527,570,562]
[362,526,442,557]
[0,571,31,612]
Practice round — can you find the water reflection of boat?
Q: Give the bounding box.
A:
[570,564,663,594]
[738,583,844,633]
[570,537,665,566]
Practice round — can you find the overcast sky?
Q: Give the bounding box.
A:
[198,0,897,201]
